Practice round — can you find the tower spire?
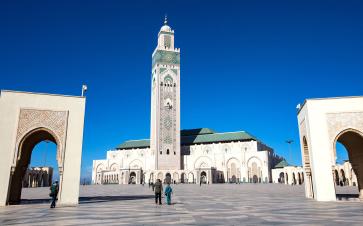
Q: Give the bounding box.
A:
[164,14,168,25]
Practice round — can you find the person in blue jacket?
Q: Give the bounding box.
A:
[164,182,173,205]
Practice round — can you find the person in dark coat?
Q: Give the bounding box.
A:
[154,179,163,205]
[50,181,59,208]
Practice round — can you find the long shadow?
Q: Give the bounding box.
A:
[18,195,154,205]
[336,193,360,201]
[20,198,51,205]
[79,195,154,204]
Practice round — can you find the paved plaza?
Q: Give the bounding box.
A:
[0,184,362,225]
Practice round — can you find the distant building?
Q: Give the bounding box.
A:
[272,160,358,187]
[22,167,53,188]
[272,160,304,185]
[93,19,282,185]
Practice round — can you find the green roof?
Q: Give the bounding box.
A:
[117,139,150,149]
[274,160,290,168]
[180,128,215,136]
[181,131,257,145]
[117,128,258,150]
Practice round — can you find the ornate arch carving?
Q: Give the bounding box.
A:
[193,156,213,169]
[14,109,68,173]
[129,159,144,169]
[246,156,262,167]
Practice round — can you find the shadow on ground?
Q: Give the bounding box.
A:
[79,195,154,204]
[336,193,360,201]
[19,195,154,205]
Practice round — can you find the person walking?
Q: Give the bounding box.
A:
[154,179,163,205]
[164,183,173,205]
[49,181,59,208]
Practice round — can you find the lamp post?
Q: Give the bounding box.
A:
[81,84,88,97]
[286,139,294,164]
[43,140,49,166]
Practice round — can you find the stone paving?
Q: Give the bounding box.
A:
[0,184,362,225]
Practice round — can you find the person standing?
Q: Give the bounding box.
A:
[154,179,163,205]
[50,181,59,208]
[164,183,173,205]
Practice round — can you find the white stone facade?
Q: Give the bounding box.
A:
[272,166,304,185]
[272,162,358,188]
[92,138,279,185]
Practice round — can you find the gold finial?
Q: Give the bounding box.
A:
[164,14,168,25]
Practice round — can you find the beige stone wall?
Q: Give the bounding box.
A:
[0,90,85,206]
[297,96,363,201]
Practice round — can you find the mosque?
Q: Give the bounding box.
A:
[92,18,283,185]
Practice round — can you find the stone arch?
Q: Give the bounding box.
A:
[8,127,60,204]
[129,159,143,169]
[292,172,296,185]
[173,172,179,183]
[200,171,207,184]
[188,172,194,184]
[129,172,136,184]
[340,169,346,186]
[165,172,171,184]
[334,129,363,198]
[226,157,240,183]
[247,156,262,183]
[157,172,163,181]
[96,163,105,173]
[298,172,302,185]
[110,163,119,172]
[247,156,262,167]
[302,136,314,198]
[181,172,186,183]
[193,156,213,169]
[0,92,86,206]
[149,172,154,183]
[279,172,285,183]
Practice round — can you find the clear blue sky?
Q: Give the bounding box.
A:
[1,0,362,181]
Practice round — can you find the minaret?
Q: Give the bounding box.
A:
[150,17,181,170]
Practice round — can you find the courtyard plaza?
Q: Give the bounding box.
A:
[0,184,362,225]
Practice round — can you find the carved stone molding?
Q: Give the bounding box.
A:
[326,112,363,161]
[327,112,363,144]
[15,109,69,171]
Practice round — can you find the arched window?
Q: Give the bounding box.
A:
[167,149,170,155]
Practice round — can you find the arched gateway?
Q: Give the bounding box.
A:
[0,90,86,206]
[297,96,363,201]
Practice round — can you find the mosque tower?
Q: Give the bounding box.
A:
[150,17,181,170]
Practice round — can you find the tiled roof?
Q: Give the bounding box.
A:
[274,160,290,168]
[181,131,257,145]
[180,128,215,136]
[117,128,258,150]
[117,139,150,149]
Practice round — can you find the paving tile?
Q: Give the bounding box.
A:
[0,184,362,225]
